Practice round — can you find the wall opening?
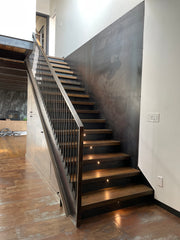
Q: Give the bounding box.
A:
[36,13,49,54]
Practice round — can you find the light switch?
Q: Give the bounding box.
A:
[147,113,160,123]
[157,176,163,187]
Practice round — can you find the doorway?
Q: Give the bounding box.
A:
[36,13,49,54]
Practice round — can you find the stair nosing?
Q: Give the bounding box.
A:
[83,153,130,162]
[48,55,64,61]
[82,167,140,183]
[81,185,154,209]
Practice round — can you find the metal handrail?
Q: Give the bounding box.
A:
[26,34,84,226]
[32,33,84,128]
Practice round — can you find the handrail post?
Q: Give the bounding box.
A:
[76,126,84,227]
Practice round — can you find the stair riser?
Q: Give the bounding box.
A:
[81,194,154,219]
[83,158,130,172]
[46,111,100,119]
[82,122,106,129]
[57,144,121,155]
[83,133,112,141]
[39,84,85,94]
[53,65,70,70]
[48,57,65,62]
[38,69,75,78]
[51,122,106,130]
[36,73,51,78]
[83,145,121,155]
[82,175,141,193]
[50,121,105,130]
[36,68,50,73]
[37,63,48,68]
[61,81,81,87]
[68,96,90,102]
[39,85,59,92]
[73,104,95,110]
[78,113,100,119]
[58,76,77,81]
[64,89,85,94]
[55,133,112,142]
[40,68,72,76]
[44,94,90,102]
[37,78,81,87]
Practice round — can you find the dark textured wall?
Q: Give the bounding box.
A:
[66,3,144,167]
[0,90,27,120]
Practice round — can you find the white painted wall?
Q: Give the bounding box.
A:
[49,15,56,56]
[26,79,59,194]
[139,0,180,212]
[50,0,143,57]
[36,0,50,15]
[0,0,36,41]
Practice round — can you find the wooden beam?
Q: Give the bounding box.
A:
[0,83,26,91]
[0,49,25,61]
[0,74,27,83]
[0,35,33,50]
[0,67,27,77]
[0,58,26,70]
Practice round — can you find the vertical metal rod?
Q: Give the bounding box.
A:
[76,126,84,225]
[29,38,84,226]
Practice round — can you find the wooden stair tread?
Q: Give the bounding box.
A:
[36,66,50,71]
[83,153,129,161]
[84,129,112,134]
[77,110,99,114]
[59,140,120,147]
[36,72,51,76]
[55,129,112,134]
[37,66,73,75]
[41,85,85,92]
[55,69,74,75]
[82,184,153,208]
[83,140,120,147]
[82,167,140,182]
[64,86,85,92]
[68,93,89,98]
[73,101,95,105]
[48,55,64,61]
[52,63,70,69]
[51,119,105,123]
[47,100,94,105]
[57,74,77,80]
[82,119,106,123]
[41,91,89,98]
[61,80,81,86]
[49,59,68,65]
[47,109,99,113]
[39,78,81,86]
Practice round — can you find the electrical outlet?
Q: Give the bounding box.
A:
[147,113,160,123]
[157,176,163,187]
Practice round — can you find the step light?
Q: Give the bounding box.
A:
[83,133,86,137]
[106,178,110,183]
[90,146,93,150]
[97,161,100,165]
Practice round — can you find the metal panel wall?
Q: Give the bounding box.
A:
[66,3,144,167]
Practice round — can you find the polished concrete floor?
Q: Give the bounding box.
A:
[0,136,179,240]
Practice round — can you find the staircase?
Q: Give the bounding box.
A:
[26,36,153,226]
[39,55,153,216]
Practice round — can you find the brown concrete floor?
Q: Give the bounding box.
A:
[0,136,179,240]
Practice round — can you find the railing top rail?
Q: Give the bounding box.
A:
[32,33,84,129]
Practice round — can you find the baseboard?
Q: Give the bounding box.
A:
[154,199,180,218]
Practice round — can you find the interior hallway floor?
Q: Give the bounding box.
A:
[0,136,179,240]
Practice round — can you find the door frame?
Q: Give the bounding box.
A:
[36,12,49,55]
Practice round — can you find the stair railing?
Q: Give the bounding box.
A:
[26,33,84,226]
